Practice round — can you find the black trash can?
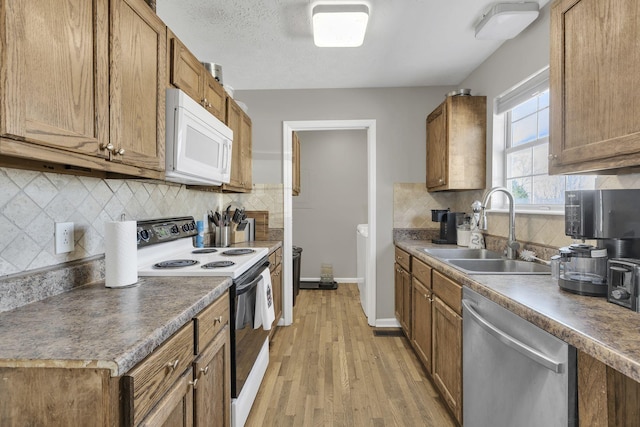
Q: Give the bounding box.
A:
[292,246,302,306]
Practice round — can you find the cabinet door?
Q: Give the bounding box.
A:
[432,296,462,424]
[401,268,412,338]
[550,0,640,174]
[412,276,432,373]
[193,328,231,427]
[110,0,165,171]
[239,110,253,191]
[139,367,194,427]
[270,262,283,327]
[1,0,109,155]
[426,102,447,189]
[169,36,204,105]
[224,98,243,189]
[292,131,301,196]
[202,74,226,122]
[394,263,403,327]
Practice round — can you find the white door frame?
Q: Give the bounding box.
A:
[281,120,377,326]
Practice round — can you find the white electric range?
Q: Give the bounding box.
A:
[136,216,271,427]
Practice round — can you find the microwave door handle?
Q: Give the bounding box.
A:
[223,140,231,171]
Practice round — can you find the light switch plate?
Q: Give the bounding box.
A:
[55,222,74,254]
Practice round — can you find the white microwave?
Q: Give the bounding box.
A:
[165,88,233,186]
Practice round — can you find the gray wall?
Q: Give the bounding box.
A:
[293,130,368,279]
[234,86,453,320]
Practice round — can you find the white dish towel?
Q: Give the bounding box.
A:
[254,269,275,330]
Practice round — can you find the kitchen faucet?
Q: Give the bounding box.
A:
[476,186,519,260]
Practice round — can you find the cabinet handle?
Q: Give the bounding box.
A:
[166,359,179,371]
[214,316,223,324]
[548,154,557,160]
[189,378,198,389]
[200,366,209,376]
[116,148,125,156]
[438,178,444,183]
[101,143,114,152]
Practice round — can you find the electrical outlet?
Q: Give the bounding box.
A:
[55,222,75,254]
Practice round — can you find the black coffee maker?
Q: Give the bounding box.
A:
[432,209,464,244]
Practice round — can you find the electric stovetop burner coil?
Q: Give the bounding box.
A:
[153,259,199,269]
[201,261,236,269]
[192,248,218,254]
[222,249,255,256]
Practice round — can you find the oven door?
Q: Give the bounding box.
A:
[230,262,270,398]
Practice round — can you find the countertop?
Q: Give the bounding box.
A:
[0,276,231,376]
[396,240,640,383]
[0,240,282,377]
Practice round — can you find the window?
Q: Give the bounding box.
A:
[495,68,595,210]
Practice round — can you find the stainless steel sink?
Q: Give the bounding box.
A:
[422,248,503,259]
[446,259,551,275]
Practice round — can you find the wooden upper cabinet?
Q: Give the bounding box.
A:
[550,0,640,174]
[0,0,164,178]
[0,0,109,155]
[220,97,252,192]
[169,33,225,123]
[110,0,166,171]
[426,95,486,191]
[292,131,301,196]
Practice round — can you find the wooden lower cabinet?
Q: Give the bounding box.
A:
[193,326,231,427]
[139,367,194,427]
[0,292,231,427]
[394,262,412,337]
[411,277,432,374]
[269,246,283,340]
[432,296,462,424]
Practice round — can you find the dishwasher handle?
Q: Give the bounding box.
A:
[462,298,563,373]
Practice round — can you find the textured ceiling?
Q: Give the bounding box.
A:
[156,0,550,91]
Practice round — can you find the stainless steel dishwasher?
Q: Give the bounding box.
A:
[462,287,577,427]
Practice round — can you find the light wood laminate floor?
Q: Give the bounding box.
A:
[246,283,456,426]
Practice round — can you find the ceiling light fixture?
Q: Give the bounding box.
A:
[475,2,540,40]
[312,3,369,47]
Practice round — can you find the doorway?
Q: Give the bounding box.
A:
[281,120,377,326]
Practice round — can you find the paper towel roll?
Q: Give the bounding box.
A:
[104,220,138,288]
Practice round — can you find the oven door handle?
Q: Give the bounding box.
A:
[236,264,269,296]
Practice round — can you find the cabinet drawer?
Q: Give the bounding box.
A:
[123,322,194,426]
[412,258,432,288]
[395,247,411,272]
[194,291,229,354]
[432,270,462,315]
[269,247,282,271]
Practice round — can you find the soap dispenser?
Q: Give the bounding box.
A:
[468,200,485,249]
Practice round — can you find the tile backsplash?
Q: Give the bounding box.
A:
[394,175,640,249]
[0,167,225,277]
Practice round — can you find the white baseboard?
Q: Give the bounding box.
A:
[375,318,401,328]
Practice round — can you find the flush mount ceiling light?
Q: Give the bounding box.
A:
[312,3,369,47]
[475,2,540,40]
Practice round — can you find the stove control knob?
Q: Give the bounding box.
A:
[171,225,179,234]
[139,229,150,241]
[182,224,189,232]
[612,289,631,300]
[189,222,195,230]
